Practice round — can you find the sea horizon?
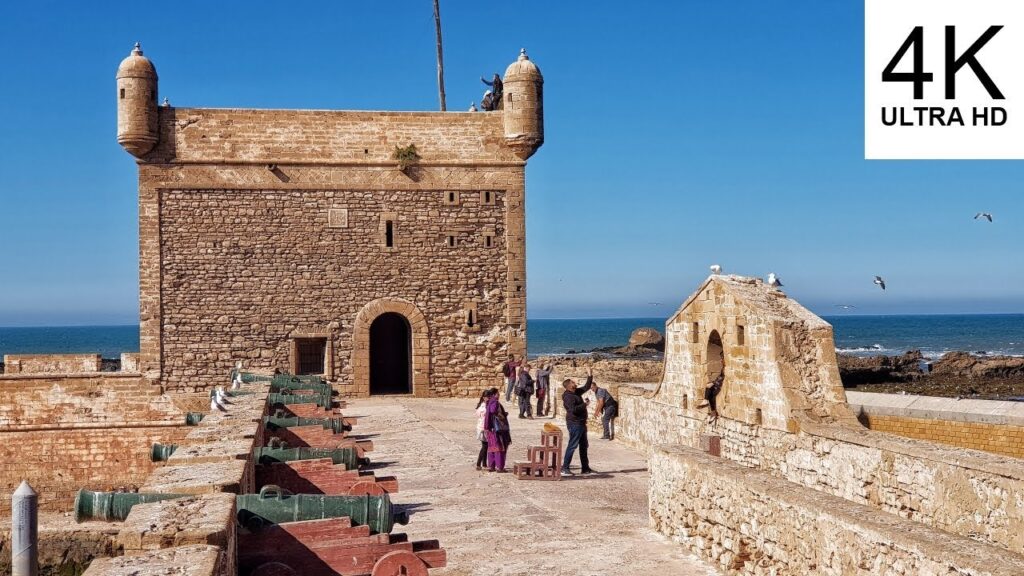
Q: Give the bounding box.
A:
[3,313,1023,360]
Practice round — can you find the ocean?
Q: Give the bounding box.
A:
[1,314,1022,360]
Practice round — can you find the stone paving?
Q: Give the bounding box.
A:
[350,397,718,576]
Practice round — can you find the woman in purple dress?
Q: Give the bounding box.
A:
[483,387,512,472]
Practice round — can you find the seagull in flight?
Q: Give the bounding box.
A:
[974,212,993,222]
[767,273,783,288]
[874,276,886,290]
[834,304,857,310]
[648,302,663,306]
[710,264,722,275]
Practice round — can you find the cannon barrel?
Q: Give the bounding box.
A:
[74,489,189,523]
[151,443,178,462]
[225,390,258,397]
[263,416,351,434]
[235,485,408,533]
[253,447,369,469]
[185,412,205,426]
[267,392,332,408]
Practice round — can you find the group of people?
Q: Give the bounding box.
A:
[474,355,619,475]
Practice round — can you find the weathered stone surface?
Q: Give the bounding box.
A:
[650,444,1024,575]
[118,493,235,558]
[3,354,102,374]
[82,544,224,576]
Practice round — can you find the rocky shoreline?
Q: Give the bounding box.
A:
[535,327,1024,400]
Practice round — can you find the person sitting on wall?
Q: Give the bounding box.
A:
[480,73,503,109]
[698,374,724,422]
[480,90,495,112]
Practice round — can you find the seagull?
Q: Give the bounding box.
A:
[209,389,227,412]
[874,276,886,290]
[974,212,993,222]
[767,273,783,288]
[648,302,663,306]
[834,304,857,310]
[468,102,477,112]
[710,264,722,275]
[231,371,243,390]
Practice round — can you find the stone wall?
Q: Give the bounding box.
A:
[0,374,191,513]
[619,388,1024,552]
[138,109,532,397]
[848,390,1024,458]
[3,353,102,374]
[649,444,1024,575]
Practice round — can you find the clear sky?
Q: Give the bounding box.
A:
[1,1,1023,325]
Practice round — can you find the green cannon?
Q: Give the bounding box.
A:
[267,391,332,408]
[225,389,258,397]
[263,416,351,434]
[74,489,189,523]
[150,443,178,462]
[253,447,369,469]
[185,412,205,426]
[236,485,408,533]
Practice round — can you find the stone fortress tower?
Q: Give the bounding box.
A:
[116,44,544,397]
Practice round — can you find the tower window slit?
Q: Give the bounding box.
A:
[385,221,394,247]
[120,88,125,99]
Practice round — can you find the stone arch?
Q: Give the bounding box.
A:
[352,298,430,397]
[705,329,725,385]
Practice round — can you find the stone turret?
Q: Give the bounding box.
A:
[502,48,544,159]
[116,43,159,158]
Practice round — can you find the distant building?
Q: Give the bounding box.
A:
[117,45,544,396]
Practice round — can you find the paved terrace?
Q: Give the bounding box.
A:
[351,397,717,576]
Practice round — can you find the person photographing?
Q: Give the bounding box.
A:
[560,367,595,476]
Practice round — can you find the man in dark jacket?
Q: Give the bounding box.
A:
[560,368,595,476]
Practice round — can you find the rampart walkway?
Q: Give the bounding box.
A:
[351,397,717,576]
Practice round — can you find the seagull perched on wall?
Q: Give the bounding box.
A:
[874,276,886,290]
[210,388,227,412]
[767,273,783,289]
[974,212,993,222]
[710,264,722,275]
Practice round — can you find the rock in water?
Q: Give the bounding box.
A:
[628,327,665,351]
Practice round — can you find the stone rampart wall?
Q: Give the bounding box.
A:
[3,353,102,374]
[619,389,1024,552]
[848,390,1024,458]
[649,444,1024,575]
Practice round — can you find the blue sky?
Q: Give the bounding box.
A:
[1,1,1023,325]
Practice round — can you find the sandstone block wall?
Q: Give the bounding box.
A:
[3,353,102,374]
[848,391,1024,458]
[138,109,531,396]
[0,374,191,514]
[619,389,1024,552]
[649,444,1024,575]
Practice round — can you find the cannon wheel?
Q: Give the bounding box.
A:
[250,562,297,576]
[348,481,386,496]
[372,551,428,576]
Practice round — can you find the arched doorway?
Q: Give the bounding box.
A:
[706,330,724,384]
[369,312,412,395]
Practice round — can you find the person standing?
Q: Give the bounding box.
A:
[501,354,520,401]
[592,380,619,440]
[516,363,535,419]
[484,390,512,472]
[535,364,552,417]
[474,389,493,470]
[560,368,594,476]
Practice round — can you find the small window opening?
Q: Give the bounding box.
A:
[737,325,745,346]
[485,235,493,248]
[682,394,689,410]
[691,322,699,343]
[385,221,394,247]
[754,408,763,426]
[484,191,492,203]
[447,235,455,247]
[120,88,125,99]
[448,192,456,202]
[467,310,475,327]
[295,338,327,375]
